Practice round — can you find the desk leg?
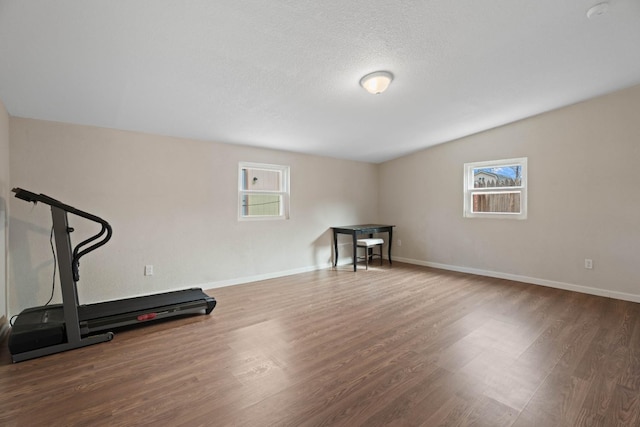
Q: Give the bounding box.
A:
[388,228,393,265]
[333,230,338,267]
[352,233,357,271]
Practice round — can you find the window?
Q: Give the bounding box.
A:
[238,162,290,220]
[463,157,527,219]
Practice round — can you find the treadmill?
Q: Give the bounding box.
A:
[8,188,216,362]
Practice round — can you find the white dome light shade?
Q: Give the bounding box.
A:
[587,2,609,19]
[360,71,394,94]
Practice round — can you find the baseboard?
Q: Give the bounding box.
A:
[200,261,336,290]
[394,256,640,304]
[195,256,640,304]
[0,315,9,344]
[197,257,368,291]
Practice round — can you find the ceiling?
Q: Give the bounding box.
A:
[1,1,639,163]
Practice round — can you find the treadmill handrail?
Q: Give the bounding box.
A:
[12,187,112,281]
[72,223,111,281]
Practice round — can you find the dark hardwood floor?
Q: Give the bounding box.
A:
[2,262,640,426]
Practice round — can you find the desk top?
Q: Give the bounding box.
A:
[331,224,395,233]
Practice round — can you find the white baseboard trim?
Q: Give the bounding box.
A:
[196,256,640,304]
[200,262,337,290]
[394,256,640,304]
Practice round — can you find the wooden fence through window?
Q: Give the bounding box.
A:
[473,193,520,213]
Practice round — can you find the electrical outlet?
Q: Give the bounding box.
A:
[397,239,402,247]
[145,265,154,276]
[584,259,593,269]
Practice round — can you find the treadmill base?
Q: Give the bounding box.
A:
[9,289,216,362]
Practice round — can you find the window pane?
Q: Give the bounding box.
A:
[473,165,522,188]
[241,194,281,216]
[472,192,521,213]
[241,168,281,191]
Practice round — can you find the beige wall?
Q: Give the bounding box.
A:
[379,84,640,301]
[8,119,377,314]
[7,84,640,316]
[0,98,8,322]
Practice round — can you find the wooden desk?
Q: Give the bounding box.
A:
[331,224,395,271]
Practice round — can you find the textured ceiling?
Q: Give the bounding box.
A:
[1,1,639,163]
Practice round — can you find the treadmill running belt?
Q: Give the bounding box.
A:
[77,288,213,321]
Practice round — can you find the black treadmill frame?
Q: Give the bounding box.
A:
[9,188,215,362]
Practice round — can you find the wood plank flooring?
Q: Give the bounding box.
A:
[2,263,640,426]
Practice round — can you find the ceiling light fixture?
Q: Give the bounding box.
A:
[587,2,609,19]
[360,71,394,95]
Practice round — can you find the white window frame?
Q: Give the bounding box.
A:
[238,162,290,221]
[463,157,527,219]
